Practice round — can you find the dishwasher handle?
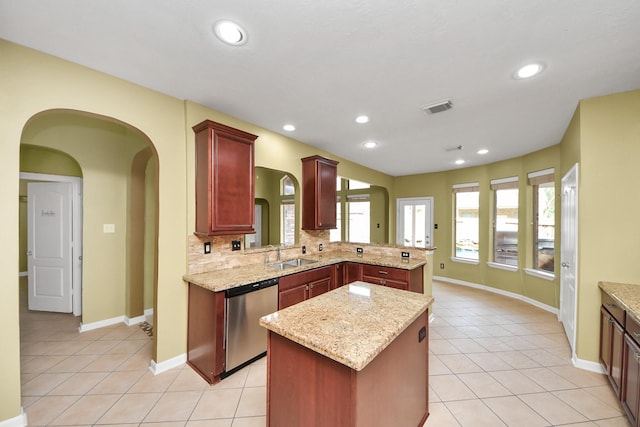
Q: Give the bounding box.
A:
[226,277,279,298]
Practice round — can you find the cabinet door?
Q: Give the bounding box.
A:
[193,120,258,236]
[623,334,640,426]
[309,277,331,299]
[601,306,613,373]
[301,155,338,230]
[345,262,362,283]
[601,305,624,397]
[279,284,307,310]
[611,320,625,397]
[333,263,345,288]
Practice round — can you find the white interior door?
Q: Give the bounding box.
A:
[27,182,73,312]
[560,164,578,353]
[396,197,434,248]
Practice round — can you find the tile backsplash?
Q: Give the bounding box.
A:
[187,231,432,275]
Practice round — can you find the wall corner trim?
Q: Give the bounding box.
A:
[572,354,605,374]
[149,353,186,375]
[0,408,27,427]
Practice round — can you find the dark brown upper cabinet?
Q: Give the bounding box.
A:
[301,155,339,230]
[193,120,258,236]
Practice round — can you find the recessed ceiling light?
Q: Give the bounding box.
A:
[454,159,465,165]
[283,124,295,132]
[514,63,544,79]
[213,20,247,46]
[363,141,377,149]
[477,149,489,155]
[355,115,370,124]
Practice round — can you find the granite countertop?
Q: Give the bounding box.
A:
[259,281,434,371]
[183,251,426,293]
[599,282,640,324]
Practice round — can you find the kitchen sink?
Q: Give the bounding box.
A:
[269,258,318,270]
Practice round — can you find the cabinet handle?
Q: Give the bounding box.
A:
[605,303,617,309]
[310,284,314,289]
[635,333,640,342]
[378,271,388,275]
[608,317,615,324]
[305,285,309,291]
[635,353,640,363]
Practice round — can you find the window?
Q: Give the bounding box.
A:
[347,194,370,243]
[529,169,555,273]
[280,176,295,246]
[453,183,479,260]
[491,177,519,266]
[331,177,372,243]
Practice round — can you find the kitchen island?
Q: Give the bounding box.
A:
[260,281,433,427]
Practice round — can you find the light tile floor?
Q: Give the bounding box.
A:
[19,280,631,426]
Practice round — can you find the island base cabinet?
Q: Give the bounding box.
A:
[266,311,429,427]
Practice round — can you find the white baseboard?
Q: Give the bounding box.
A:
[150,353,186,375]
[145,308,154,324]
[0,409,26,427]
[573,354,605,373]
[433,275,559,315]
[125,315,147,326]
[79,315,127,332]
[80,312,155,331]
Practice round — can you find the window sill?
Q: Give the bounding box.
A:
[450,257,479,265]
[524,268,555,281]
[486,262,518,272]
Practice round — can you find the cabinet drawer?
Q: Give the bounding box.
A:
[361,265,409,282]
[628,315,640,346]
[602,291,625,326]
[279,266,332,292]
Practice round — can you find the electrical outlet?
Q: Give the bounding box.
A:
[302,245,306,254]
[231,240,241,251]
[440,263,445,269]
[356,247,363,254]
[401,251,410,258]
[318,243,323,252]
[204,242,211,254]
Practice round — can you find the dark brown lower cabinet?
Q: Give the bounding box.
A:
[623,333,640,426]
[186,283,225,384]
[600,305,624,396]
[278,265,332,310]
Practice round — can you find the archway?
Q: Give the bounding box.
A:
[20,109,159,352]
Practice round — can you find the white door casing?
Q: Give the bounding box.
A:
[396,197,434,248]
[27,182,73,312]
[560,164,579,354]
[22,172,83,316]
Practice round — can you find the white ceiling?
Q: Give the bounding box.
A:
[2,0,639,176]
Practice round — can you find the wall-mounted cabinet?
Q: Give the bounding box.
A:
[301,155,338,230]
[193,120,258,236]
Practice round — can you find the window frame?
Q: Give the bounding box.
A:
[452,182,480,263]
[529,168,555,275]
[490,177,519,268]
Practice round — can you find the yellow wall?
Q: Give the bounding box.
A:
[2,36,638,424]
[0,40,395,422]
[395,145,562,307]
[572,89,640,362]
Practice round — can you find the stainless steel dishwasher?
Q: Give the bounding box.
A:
[224,277,278,377]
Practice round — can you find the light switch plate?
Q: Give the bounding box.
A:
[103,224,115,233]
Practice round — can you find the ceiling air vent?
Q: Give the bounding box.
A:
[422,100,453,115]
